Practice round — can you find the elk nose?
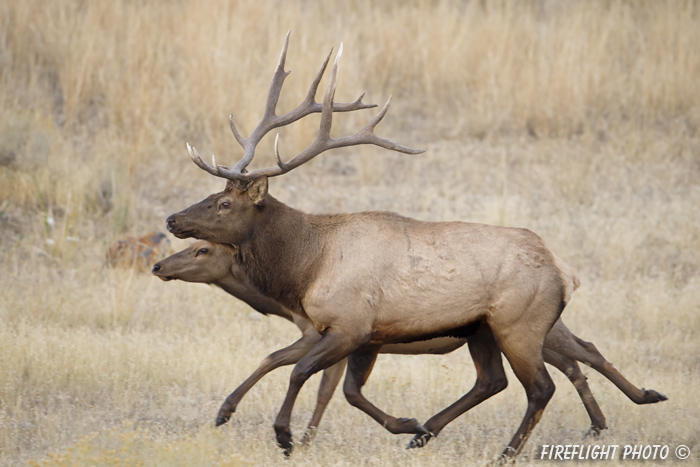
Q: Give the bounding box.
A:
[152,263,161,274]
[166,214,176,231]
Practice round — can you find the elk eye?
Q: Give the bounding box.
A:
[220,201,231,209]
[199,248,208,254]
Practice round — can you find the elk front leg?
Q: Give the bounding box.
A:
[274,329,364,455]
[302,357,347,444]
[216,332,321,426]
[344,345,429,436]
[408,324,507,449]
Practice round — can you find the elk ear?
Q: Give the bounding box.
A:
[247,176,268,205]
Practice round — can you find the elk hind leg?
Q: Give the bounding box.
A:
[497,330,556,459]
[408,323,508,449]
[344,345,429,436]
[543,348,607,437]
[564,333,667,405]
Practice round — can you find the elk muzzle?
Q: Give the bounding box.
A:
[151,261,174,281]
[166,213,177,232]
[165,212,195,239]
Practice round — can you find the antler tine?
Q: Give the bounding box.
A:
[229,114,245,148]
[187,143,219,177]
[321,95,424,155]
[264,30,292,120]
[186,143,242,182]
[319,43,342,140]
[301,48,333,107]
[274,133,288,171]
[351,96,426,154]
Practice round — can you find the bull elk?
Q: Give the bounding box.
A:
[165,33,662,458]
[152,240,667,442]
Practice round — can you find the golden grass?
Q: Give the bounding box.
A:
[1,0,699,465]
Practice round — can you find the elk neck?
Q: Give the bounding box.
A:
[213,278,295,323]
[239,195,326,315]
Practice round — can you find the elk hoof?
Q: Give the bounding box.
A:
[275,428,294,456]
[584,425,605,439]
[407,432,435,449]
[301,427,317,445]
[490,453,516,466]
[392,417,429,435]
[215,415,230,427]
[490,447,519,466]
[642,388,667,403]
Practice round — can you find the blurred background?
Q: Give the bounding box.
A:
[1,1,698,465]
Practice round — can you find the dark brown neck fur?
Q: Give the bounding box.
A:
[239,195,325,315]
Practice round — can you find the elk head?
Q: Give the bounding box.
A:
[166,177,269,245]
[166,32,423,244]
[152,240,239,283]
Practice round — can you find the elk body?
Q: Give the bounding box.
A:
[152,240,666,441]
[165,34,664,458]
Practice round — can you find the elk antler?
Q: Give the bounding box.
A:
[188,31,424,188]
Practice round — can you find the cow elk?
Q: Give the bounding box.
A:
[165,33,664,458]
[152,240,667,442]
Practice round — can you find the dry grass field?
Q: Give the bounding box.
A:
[1,0,699,465]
